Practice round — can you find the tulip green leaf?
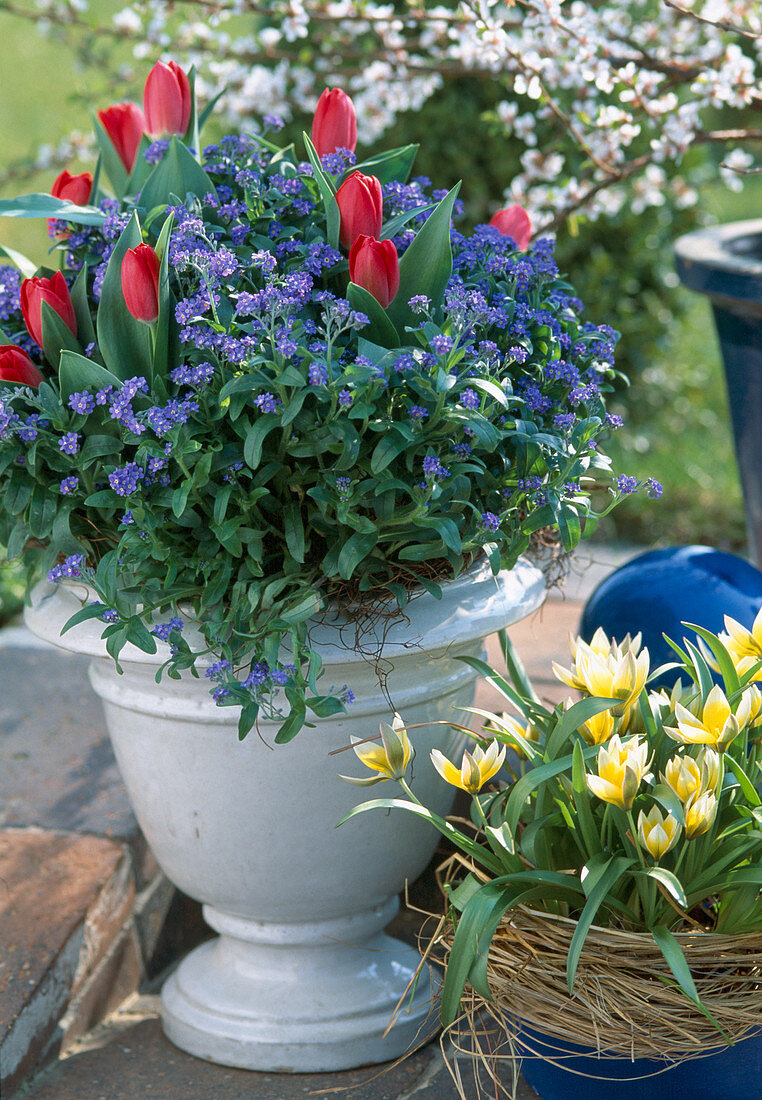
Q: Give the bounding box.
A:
[353,144,419,185]
[93,115,129,201]
[380,202,435,240]
[567,856,633,992]
[302,133,341,250]
[0,192,107,226]
[40,301,83,370]
[386,182,461,334]
[0,244,36,279]
[70,265,97,351]
[126,134,155,197]
[637,867,687,908]
[138,136,217,216]
[152,212,177,384]
[96,211,154,382]
[545,696,620,761]
[58,351,122,402]
[651,925,700,1003]
[346,283,400,349]
[683,622,741,697]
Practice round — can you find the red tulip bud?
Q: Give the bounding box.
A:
[97,102,146,174]
[20,271,77,350]
[336,172,383,251]
[51,170,93,206]
[489,204,532,250]
[49,170,94,239]
[0,345,43,388]
[121,244,161,324]
[349,235,400,309]
[311,88,357,159]
[143,60,192,139]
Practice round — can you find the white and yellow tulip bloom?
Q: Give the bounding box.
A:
[684,789,718,839]
[586,734,651,811]
[698,746,721,792]
[718,607,762,681]
[341,712,413,786]
[431,740,506,794]
[663,754,702,803]
[577,705,615,746]
[665,684,740,750]
[637,805,681,860]
[555,646,650,719]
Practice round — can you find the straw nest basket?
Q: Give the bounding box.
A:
[435,904,762,1064]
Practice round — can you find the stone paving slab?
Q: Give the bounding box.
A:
[0,830,133,1096]
[0,644,136,840]
[23,1001,539,1100]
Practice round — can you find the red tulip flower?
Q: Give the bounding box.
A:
[311,88,357,159]
[20,272,78,350]
[143,60,192,139]
[336,172,383,250]
[489,204,532,250]
[0,345,43,388]
[121,243,161,324]
[349,235,400,309]
[48,169,94,239]
[97,102,146,174]
[51,170,93,206]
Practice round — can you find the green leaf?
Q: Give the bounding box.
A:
[59,350,122,402]
[51,507,84,556]
[347,283,400,349]
[126,616,158,654]
[337,531,378,580]
[725,756,761,807]
[283,502,305,563]
[61,602,110,634]
[93,114,129,200]
[307,695,345,718]
[302,132,340,249]
[138,136,216,215]
[96,211,154,382]
[0,243,36,278]
[380,202,436,240]
[152,211,176,381]
[567,857,633,991]
[244,413,280,469]
[651,925,699,1003]
[638,867,687,908]
[280,590,323,624]
[0,192,106,225]
[40,300,83,369]
[572,741,602,856]
[353,144,418,184]
[386,183,461,333]
[441,880,515,1022]
[545,696,619,761]
[684,622,741,697]
[274,701,307,744]
[70,265,97,350]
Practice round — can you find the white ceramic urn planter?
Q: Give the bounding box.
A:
[25,558,545,1072]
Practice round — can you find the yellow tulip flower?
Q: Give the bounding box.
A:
[556,630,646,697]
[637,805,681,860]
[555,645,650,718]
[684,789,718,840]
[577,705,615,746]
[586,734,651,811]
[663,755,702,802]
[698,746,721,792]
[718,607,762,681]
[431,740,506,794]
[340,712,413,786]
[665,684,740,750]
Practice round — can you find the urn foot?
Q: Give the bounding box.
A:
[161,898,439,1071]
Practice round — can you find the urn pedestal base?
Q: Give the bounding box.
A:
[162,899,437,1071]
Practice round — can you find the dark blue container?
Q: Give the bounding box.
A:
[675,220,762,567]
[518,1026,762,1100]
[580,545,762,687]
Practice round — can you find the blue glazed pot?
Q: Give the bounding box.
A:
[518,1026,762,1100]
[675,221,762,566]
[580,545,762,688]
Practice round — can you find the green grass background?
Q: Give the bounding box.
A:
[0,5,757,621]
